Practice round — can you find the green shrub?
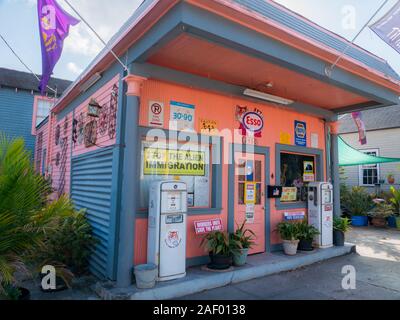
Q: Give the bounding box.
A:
[369,203,394,219]
[342,186,374,216]
[390,186,400,216]
[296,220,320,241]
[276,221,299,241]
[333,217,351,233]
[34,209,97,276]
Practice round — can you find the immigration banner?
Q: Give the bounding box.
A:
[143,148,206,176]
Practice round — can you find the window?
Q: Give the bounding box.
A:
[36,98,53,126]
[280,152,315,203]
[237,159,262,205]
[359,149,379,186]
[139,138,212,209]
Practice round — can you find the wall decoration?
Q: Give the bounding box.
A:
[143,148,205,176]
[169,101,195,131]
[194,219,223,235]
[280,187,298,202]
[245,204,255,223]
[236,105,264,138]
[54,124,60,146]
[280,132,291,145]
[294,120,307,147]
[148,101,164,128]
[244,182,256,204]
[84,120,97,147]
[303,161,315,182]
[311,133,319,149]
[72,83,119,148]
[199,118,218,134]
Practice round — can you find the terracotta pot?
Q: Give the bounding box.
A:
[388,176,395,185]
[371,217,387,228]
[282,240,299,256]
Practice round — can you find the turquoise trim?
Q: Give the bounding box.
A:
[170,100,195,109]
[228,144,271,252]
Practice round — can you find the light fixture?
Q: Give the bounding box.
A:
[243,89,294,105]
[87,98,102,117]
[79,72,102,93]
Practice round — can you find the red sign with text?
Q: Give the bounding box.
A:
[194,219,223,235]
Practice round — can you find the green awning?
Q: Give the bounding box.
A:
[339,136,400,167]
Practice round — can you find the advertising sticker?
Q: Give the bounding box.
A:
[303,161,315,182]
[194,219,223,235]
[170,101,195,131]
[294,120,307,147]
[246,204,255,223]
[245,182,256,204]
[281,187,297,202]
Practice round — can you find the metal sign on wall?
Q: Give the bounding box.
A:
[294,120,307,147]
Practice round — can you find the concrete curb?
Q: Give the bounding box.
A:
[95,244,355,300]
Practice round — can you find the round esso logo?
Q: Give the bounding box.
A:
[242,112,264,133]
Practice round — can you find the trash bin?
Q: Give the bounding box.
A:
[134,264,157,289]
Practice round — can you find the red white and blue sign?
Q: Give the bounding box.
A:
[294,121,307,147]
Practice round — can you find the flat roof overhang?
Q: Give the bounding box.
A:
[53,1,400,120]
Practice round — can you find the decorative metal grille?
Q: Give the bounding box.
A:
[73,83,119,149]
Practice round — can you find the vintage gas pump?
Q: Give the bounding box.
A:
[147,181,187,281]
[307,182,333,248]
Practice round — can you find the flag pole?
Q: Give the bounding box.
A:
[325,0,390,77]
[63,0,129,72]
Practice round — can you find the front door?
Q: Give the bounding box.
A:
[234,152,265,254]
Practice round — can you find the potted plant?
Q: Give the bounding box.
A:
[387,173,395,185]
[200,231,235,270]
[296,220,320,251]
[231,221,255,266]
[276,221,300,256]
[369,203,393,228]
[389,186,400,230]
[333,217,351,246]
[342,187,374,226]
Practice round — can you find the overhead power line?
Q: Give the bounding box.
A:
[0,33,58,95]
[63,0,129,72]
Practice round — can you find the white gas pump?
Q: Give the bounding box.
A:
[307,182,333,248]
[147,181,187,281]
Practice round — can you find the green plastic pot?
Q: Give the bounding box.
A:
[396,217,400,230]
[233,248,249,267]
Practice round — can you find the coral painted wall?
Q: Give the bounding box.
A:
[134,79,327,264]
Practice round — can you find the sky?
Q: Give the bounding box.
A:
[0,0,399,82]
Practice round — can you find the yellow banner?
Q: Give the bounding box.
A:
[143,148,206,176]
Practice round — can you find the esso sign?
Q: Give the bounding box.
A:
[242,112,264,133]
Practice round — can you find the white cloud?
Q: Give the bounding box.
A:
[67,61,83,75]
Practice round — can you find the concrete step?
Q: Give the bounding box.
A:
[94,244,356,300]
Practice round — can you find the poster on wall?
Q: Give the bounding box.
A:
[280,132,291,145]
[170,101,195,131]
[294,120,307,147]
[143,148,206,176]
[235,105,264,144]
[281,187,297,202]
[245,182,256,204]
[311,133,319,149]
[194,219,223,235]
[246,204,255,223]
[199,118,218,134]
[303,161,315,182]
[148,101,164,128]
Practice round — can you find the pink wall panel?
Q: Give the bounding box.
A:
[33,121,49,173]
[72,75,120,157]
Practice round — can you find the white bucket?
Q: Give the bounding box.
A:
[134,264,158,289]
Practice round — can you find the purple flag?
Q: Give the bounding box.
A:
[38,0,79,94]
[370,1,400,54]
[352,112,367,145]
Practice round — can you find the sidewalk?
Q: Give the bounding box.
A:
[94,244,355,300]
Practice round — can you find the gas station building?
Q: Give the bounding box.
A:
[34,0,400,287]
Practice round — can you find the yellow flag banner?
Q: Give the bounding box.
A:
[144,148,206,176]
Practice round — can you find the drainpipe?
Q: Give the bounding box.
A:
[328,118,341,218]
[116,74,147,287]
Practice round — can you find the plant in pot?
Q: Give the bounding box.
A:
[296,220,320,251]
[276,221,300,256]
[231,221,255,266]
[389,186,400,230]
[200,231,235,270]
[333,217,351,246]
[342,187,374,227]
[369,203,393,228]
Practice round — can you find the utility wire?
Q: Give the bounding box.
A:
[63,0,129,72]
[0,33,58,95]
[325,0,390,77]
